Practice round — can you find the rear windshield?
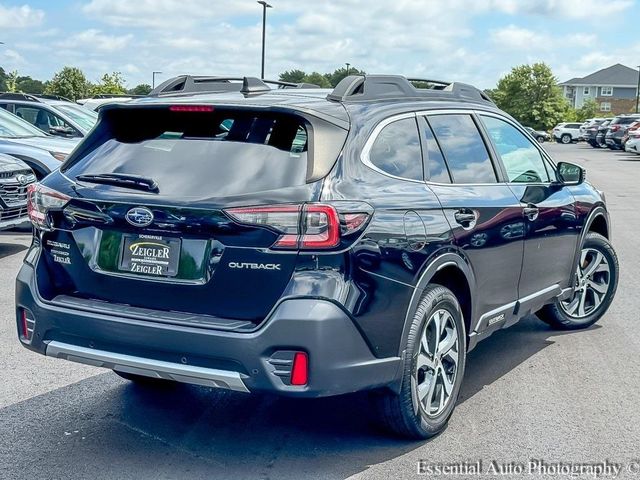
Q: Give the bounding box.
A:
[63,107,310,198]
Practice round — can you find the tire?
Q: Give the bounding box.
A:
[561,134,572,144]
[113,370,173,385]
[372,284,466,439]
[537,233,618,330]
[536,136,545,144]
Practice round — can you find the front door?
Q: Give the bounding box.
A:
[478,114,579,310]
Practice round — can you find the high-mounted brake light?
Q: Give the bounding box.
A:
[225,203,369,251]
[27,183,70,230]
[169,105,215,112]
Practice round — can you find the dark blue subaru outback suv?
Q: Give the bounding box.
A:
[16,75,618,438]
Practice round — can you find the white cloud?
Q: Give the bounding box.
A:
[1,48,26,65]
[490,25,599,52]
[490,25,549,50]
[485,0,633,18]
[4,0,637,90]
[82,0,256,29]
[56,29,133,52]
[161,37,207,50]
[0,3,44,28]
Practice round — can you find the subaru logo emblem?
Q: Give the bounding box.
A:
[16,174,29,185]
[126,207,154,227]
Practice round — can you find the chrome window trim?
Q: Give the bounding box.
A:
[360,107,563,188]
[359,111,424,184]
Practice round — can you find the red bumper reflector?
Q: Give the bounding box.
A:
[290,352,309,386]
[21,310,29,339]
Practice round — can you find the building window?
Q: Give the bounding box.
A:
[583,87,590,95]
[600,102,611,112]
[601,86,613,96]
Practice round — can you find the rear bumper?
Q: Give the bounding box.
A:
[15,262,401,397]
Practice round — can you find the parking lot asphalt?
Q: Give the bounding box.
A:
[1,143,639,480]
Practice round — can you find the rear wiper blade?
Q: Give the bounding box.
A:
[75,173,159,193]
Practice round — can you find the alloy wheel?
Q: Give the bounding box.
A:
[411,309,459,418]
[560,247,611,319]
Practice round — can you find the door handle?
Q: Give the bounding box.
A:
[523,204,539,221]
[454,209,477,226]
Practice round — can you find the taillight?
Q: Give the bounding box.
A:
[225,203,369,250]
[27,183,71,230]
[610,125,621,132]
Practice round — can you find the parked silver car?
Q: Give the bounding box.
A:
[0,93,97,137]
[0,107,79,179]
[0,153,36,230]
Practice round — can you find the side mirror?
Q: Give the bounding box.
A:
[49,126,75,137]
[557,162,585,185]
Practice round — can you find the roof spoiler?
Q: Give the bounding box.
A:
[326,75,493,104]
[149,75,321,97]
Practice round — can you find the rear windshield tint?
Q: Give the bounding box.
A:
[63,108,310,198]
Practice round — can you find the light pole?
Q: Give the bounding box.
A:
[152,71,162,89]
[345,63,350,76]
[636,65,640,114]
[257,1,272,79]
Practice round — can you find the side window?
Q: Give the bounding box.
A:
[480,115,551,183]
[368,117,422,181]
[14,106,40,125]
[418,116,450,183]
[428,114,497,184]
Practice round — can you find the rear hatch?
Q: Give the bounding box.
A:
[36,103,348,328]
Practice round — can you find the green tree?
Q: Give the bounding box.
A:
[0,67,8,91]
[92,72,127,95]
[5,70,18,93]
[302,72,332,88]
[324,66,365,87]
[128,83,152,95]
[491,63,572,131]
[45,67,91,101]
[16,76,45,94]
[279,69,307,84]
[575,99,598,122]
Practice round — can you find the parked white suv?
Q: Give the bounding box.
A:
[553,122,582,144]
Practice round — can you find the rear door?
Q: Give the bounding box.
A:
[420,112,524,333]
[478,113,579,309]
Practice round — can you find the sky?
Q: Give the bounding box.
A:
[0,0,639,89]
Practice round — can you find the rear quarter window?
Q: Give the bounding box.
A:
[368,117,423,181]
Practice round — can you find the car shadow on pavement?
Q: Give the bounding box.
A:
[459,314,600,404]
[0,241,28,259]
[615,153,640,161]
[0,315,601,480]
